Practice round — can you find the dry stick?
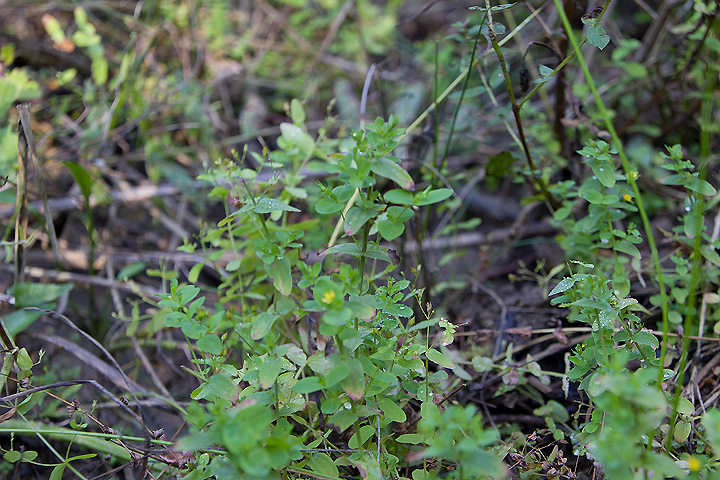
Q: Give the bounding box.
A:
[0,263,159,297]
[0,171,326,219]
[131,336,172,398]
[23,307,153,440]
[485,0,557,210]
[0,379,142,424]
[17,105,61,266]
[14,108,29,284]
[34,332,149,394]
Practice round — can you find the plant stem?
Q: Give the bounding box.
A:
[358,222,370,296]
[486,0,557,209]
[666,42,717,447]
[552,0,670,391]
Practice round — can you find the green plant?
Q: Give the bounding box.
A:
[3,2,720,478]
[149,104,505,479]
[42,8,108,85]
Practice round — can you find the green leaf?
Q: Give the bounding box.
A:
[191,373,237,401]
[251,197,300,214]
[74,7,89,27]
[342,358,364,400]
[703,410,720,453]
[307,452,339,479]
[50,464,67,480]
[660,173,684,186]
[615,240,641,259]
[414,188,453,206]
[468,2,516,12]
[187,262,204,284]
[116,262,147,281]
[347,295,376,321]
[251,312,279,340]
[623,62,647,78]
[633,331,659,349]
[349,424,376,449]
[377,219,405,241]
[320,243,391,262]
[280,122,315,156]
[538,64,554,77]
[91,56,108,85]
[316,196,344,214]
[583,189,604,204]
[290,99,306,125]
[293,376,323,394]
[266,256,293,296]
[4,309,44,336]
[16,348,33,371]
[328,408,359,432]
[589,163,615,188]
[196,334,222,355]
[63,161,93,201]
[486,151,517,178]
[42,15,66,43]
[322,306,352,327]
[587,25,610,50]
[684,212,701,239]
[384,189,414,204]
[344,205,377,235]
[677,396,694,415]
[386,205,414,223]
[674,419,691,443]
[3,451,21,463]
[178,285,200,305]
[701,245,720,267]
[549,277,575,296]
[379,398,406,423]
[321,396,342,414]
[370,157,414,190]
[11,282,73,308]
[426,348,455,369]
[324,364,350,388]
[472,356,494,373]
[686,178,716,196]
[259,356,283,389]
[396,434,425,444]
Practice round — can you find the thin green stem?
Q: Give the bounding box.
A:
[433,41,440,171]
[442,15,485,169]
[358,221,371,296]
[518,34,595,109]
[397,5,544,145]
[240,179,271,240]
[666,46,717,448]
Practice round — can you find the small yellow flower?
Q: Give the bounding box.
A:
[688,455,701,472]
[321,290,336,304]
[627,171,638,180]
[623,193,633,202]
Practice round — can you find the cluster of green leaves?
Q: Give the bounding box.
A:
[550,262,660,385]
[42,7,108,85]
[149,102,502,479]
[549,261,720,479]
[647,144,720,326]
[551,140,642,297]
[547,141,720,474]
